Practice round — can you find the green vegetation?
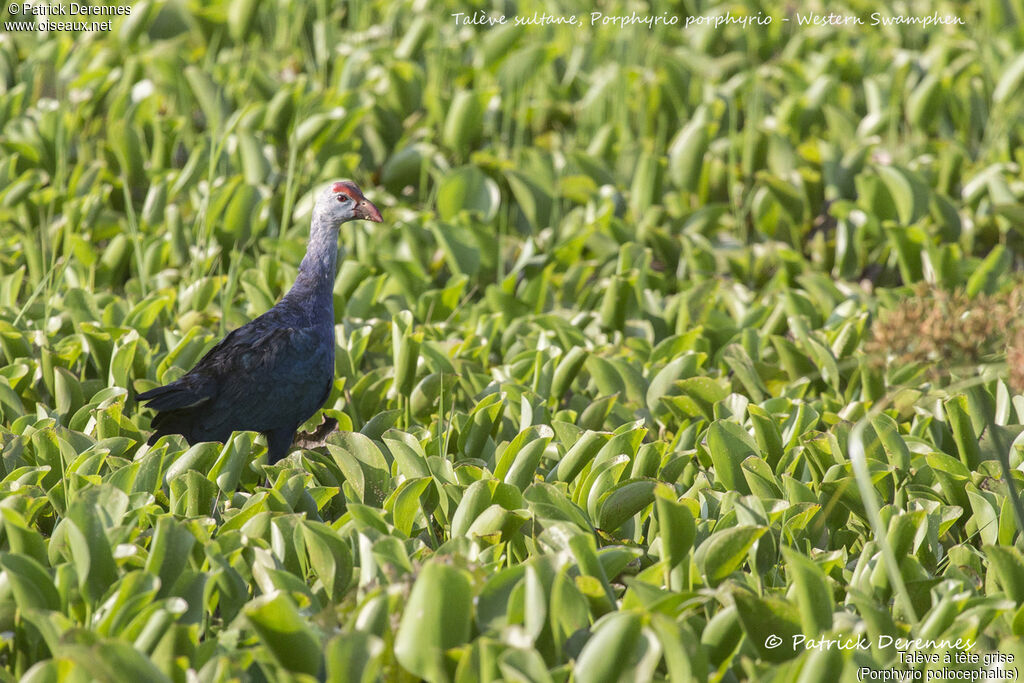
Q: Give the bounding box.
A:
[2,0,1024,680]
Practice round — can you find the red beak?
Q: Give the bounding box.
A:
[356,199,382,223]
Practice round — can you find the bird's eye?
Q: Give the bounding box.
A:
[336,195,351,203]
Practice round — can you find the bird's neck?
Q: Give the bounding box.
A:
[282,214,338,316]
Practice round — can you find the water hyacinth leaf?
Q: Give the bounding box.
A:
[781,546,834,635]
[228,0,263,43]
[597,479,657,532]
[646,355,697,417]
[741,456,783,499]
[568,533,616,609]
[66,497,122,604]
[326,433,391,506]
[169,470,218,516]
[380,432,428,481]
[244,592,322,677]
[381,144,429,193]
[498,648,554,683]
[389,477,431,537]
[907,73,942,128]
[944,395,983,470]
[551,346,589,403]
[868,413,911,473]
[723,343,768,401]
[573,611,643,683]
[0,553,61,611]
[649,613,707,682]
[506,171,555,229]
[669,376,729,421]
[668,108,709,192]
[437,166,500,222]
[302,521,353,601]
[410,372,456,419]
[654,491,696,570]
[184,66,227,131]
[498,425,553,490]
[524,482,591,530]
[875,165,929,225]
[391,312,422,399]
[443,91,487,157]
[706,421,756,495]
[551,430,609,483]
[598,275,633,331]
[732,590,803,663]
[695,526,766,587]
[394,561,473,681]
[207,431,253,493]
[630,151,663,216]
[993,52,1024,103]
[325,631,384,683]
[162,441,221,483]
[1,508,49,566]
[748,405,784,469]
[217,181,262,246]
[458,392,505,459]
[145,516,196,598]
[965,244,1009,297]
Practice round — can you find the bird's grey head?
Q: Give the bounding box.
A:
[313,180,382,228]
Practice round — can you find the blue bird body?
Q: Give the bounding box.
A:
[138,181,382,463]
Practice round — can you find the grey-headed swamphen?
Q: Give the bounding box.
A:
[137,181,382,463]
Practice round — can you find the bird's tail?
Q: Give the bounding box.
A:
[145,410,196,445]
[137,380,212,446]
[136,380,210,412]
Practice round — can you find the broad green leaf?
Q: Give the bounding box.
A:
[394,561,473,681]
[781,546,834,635]
[437,166,500,222]
[706,420,756,494]
[574,611,643,683]
[245,592,322,677]
[695,526,766,587]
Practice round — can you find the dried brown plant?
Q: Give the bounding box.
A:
[866,284,1024,392]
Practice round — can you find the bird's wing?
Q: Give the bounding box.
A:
[204,323,333,434]
[137,320,277,411]
[140,316,331,430]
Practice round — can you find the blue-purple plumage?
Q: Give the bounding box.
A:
[137,181,382,463]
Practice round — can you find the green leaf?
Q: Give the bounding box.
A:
[574,611,644,683]
[144,516,196,599]
[944,395,982,470]
[326,432,391,506]
[302,521,354,601]
[781,546,834,634]
[985,546,1024,603]
[325,631,384,683]
[732,590,803,663]
[437,166,500,222]
[966,245,1010,297]
[706,421,756,494]
[245,592,321,676]
[0,508,49,567]
[695,526,766,587]
[597,479,657,531]
[994,52,1024,103]
[207,431,253,493]
[390,477,431,537]
[443,91,487,157]
[0,553,61,611]
[499,426,553,491]
[654,491,696,590]
[66,503,120,605]
[394,561,473,681]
